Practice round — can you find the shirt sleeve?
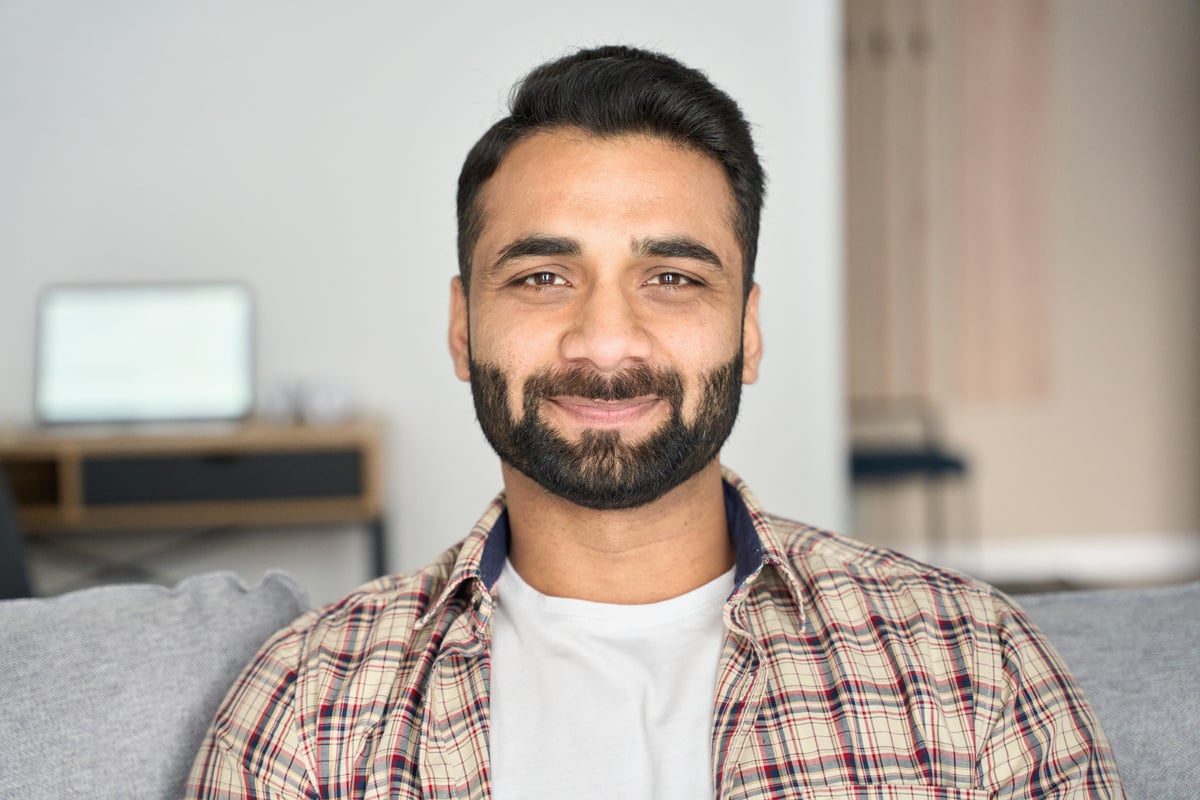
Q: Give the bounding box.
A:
[978,594,1126,799]
[185,627,319,800]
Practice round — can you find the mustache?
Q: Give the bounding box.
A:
[522,364,685,406]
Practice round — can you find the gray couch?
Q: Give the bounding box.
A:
[1,572,308,799]
[1,574,1195,799]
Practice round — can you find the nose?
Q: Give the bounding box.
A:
[559,281,653,373]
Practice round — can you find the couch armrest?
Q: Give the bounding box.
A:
[0,571,308,800]
[1017,580,1200,799]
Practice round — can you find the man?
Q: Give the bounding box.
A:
[188,46,1124,798]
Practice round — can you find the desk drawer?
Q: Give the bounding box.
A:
[82,450,363,505]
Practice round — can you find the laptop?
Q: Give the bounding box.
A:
[35,282,254,425]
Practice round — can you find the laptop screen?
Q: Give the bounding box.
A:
[35,283,254,424]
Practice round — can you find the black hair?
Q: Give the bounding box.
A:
[456,45,766,299]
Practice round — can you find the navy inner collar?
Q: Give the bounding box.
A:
[477,479,764,591]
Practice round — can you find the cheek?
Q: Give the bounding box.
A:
[471,311,529,367]
[663,323,743,414]
[469,319,552,416]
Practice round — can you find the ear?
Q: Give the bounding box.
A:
[449,276,471,382]
[741,282,763,384]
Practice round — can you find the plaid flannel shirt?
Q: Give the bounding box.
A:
[188,468,1125,799]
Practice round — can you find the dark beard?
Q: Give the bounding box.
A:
[469,355,743,510]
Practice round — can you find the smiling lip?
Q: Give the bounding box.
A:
[546,395,663,427]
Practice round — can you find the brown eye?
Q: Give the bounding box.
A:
[648,272,693,287]
[523,271,565,287]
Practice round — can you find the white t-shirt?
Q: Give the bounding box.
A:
[488,559,733,800]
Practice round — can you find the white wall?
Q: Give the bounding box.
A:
[0,1,844,604]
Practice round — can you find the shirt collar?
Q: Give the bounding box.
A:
[720,466,808,617]
[417,466,806,631]
[415,495,507,631]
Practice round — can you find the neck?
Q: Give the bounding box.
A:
[500,460,733,604]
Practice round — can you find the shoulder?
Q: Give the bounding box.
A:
[760,514,1098,713]
[291,539,465,649]
[209,538,469,743]
[725,468,1009,630]
[763,514,1021,643]
[189,542,473,794]
[275,538,473,700]
[758,515,1092,726]
[747,523,1121,791]
[768,514,992,592]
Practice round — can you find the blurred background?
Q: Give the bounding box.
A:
[0,0,1195,605]
[844,0,1200,591]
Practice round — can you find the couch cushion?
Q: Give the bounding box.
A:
[1017,580,1199,800]
[0,571,308,800]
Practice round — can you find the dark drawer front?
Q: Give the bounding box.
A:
[82,450,363,505]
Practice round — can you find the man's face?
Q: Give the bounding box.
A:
[449,129,762,509]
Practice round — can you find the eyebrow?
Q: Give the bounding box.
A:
[487,235,582,275]
[484,233,725,276]
[633,236,724,271]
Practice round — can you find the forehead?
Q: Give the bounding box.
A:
[474,128,739,260]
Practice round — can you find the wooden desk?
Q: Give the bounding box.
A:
[0,420,387,577]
